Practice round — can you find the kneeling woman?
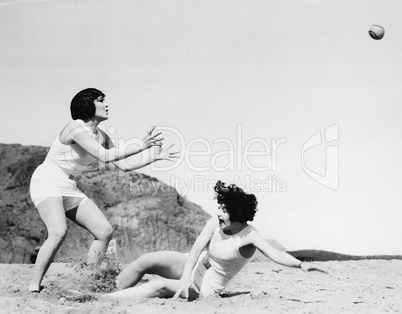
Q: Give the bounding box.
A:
[108,181,326,300]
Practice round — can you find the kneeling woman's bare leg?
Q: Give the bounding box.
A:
[116,251,187,290]
[109,278,185,299]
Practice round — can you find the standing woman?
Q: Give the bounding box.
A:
[28,88,177,292]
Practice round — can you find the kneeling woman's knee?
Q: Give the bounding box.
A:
[149,279,171,297]
[136,253,157,272]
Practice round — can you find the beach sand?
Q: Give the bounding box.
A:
[0,260,401,313]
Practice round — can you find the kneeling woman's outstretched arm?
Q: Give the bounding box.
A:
[246,230,328,273]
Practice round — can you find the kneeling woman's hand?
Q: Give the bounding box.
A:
[173,278,193,300]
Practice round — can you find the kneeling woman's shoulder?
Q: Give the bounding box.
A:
[244,227,265,244]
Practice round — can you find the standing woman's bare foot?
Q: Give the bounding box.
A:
[28,285,45,293]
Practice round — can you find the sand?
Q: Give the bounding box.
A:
[0,260,401,314]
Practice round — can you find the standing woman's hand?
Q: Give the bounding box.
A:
[142,126,163,149]
[154,144,180,162]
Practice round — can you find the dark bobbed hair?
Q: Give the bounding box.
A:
[214,180,258,223]
[70,88,105,120]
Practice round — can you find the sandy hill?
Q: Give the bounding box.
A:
[0,143,210,264]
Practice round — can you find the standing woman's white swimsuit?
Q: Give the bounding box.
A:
[30,120,98,211]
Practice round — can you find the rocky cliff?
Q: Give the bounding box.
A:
[0,143,210,264]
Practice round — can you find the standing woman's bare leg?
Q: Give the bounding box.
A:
[28,197,68,292]
[66,198,113,264]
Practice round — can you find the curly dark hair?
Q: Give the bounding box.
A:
[214,181,258,223]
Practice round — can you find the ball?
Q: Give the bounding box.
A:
[369,25,385,40]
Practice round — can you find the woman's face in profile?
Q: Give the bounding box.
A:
[216,204,232,230]
[94,96,109,121]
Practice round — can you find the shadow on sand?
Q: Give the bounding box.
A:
[220,291,251,298]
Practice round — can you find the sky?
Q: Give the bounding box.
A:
[1,0,402,255]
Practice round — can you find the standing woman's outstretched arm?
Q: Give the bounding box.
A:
[106,127,180,172]
[63,122,163,163]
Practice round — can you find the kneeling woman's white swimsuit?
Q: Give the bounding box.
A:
[191,219,257,298]
[30,120,98,211]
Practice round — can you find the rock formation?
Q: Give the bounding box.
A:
[0,143,210,264]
